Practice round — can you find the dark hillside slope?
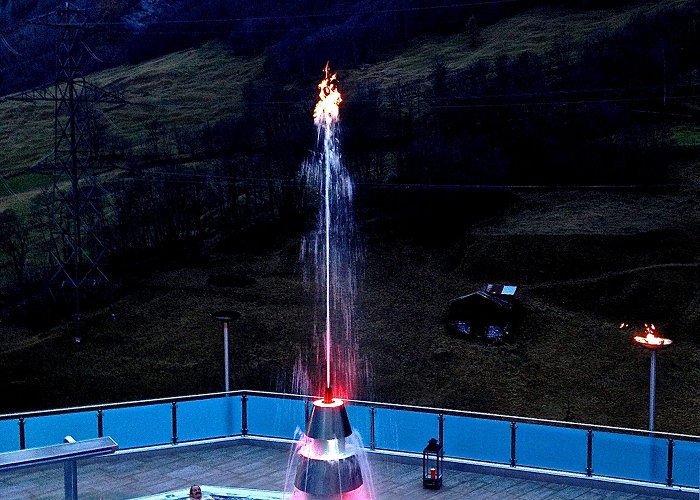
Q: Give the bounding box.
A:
[0,0,698,435]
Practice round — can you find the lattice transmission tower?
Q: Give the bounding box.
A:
[9,2,126,342]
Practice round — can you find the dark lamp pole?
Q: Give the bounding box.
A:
[211,310,241,393]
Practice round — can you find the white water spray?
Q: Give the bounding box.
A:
[285,64,374,500]
[296,63,366,401]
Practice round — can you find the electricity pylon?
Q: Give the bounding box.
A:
[8,3,126,342]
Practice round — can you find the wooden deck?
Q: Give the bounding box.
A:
[0,438,689,499]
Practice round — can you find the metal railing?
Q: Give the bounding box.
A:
[1,390,698,490]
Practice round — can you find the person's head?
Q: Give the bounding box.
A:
[189,485,202,499]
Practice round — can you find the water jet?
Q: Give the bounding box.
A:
[288,64,373,499]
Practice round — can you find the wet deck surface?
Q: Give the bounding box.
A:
[0,439,687,499]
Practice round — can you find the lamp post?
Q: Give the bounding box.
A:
[211,310,241,393]
[632,324,672,432]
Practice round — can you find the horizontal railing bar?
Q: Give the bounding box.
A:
[243,390,700,440]
[0,391,245,419]
[338,397,700,441]
[1,389,699,442]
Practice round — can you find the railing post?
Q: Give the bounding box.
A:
[64,459,78,500]
[438,413,444,448]
[97,410,104,438]
[369,406,376,451]
[18,418,25,450]
[510,421,517,467]
[241,394,248,435]
[586,429,593,477]
[171,402,178,444]
[666,438,674,487]
[64,436,78,500]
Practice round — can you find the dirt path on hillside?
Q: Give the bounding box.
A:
[527,261,700,289]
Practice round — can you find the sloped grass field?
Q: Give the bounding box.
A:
[1,187,699,435]
[0,43,264,194]
[0,0,698,435]
[1,0,695,196]
[342,0,696,93]
[91,44,264,140]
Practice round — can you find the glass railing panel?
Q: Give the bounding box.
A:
[247,396,304,439]
[673,439,700,488]
[25,411,98,449]
[102,404,172,449]
[345,404,371,442]
[443,415,510,464]
[178,396,241,442]
[516,423,587,473]
[594,431,666,484]
[374,408,438,453]
[0,419,18,452]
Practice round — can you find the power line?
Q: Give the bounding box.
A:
[431,82,700,101]
[108,174,700,193]
[119,88,697,111]
[110,164,699,192]
[0,35,22,56]
[432,94,695,109]
[93,0,523,26]
[3,161,697,192]
[11,2,125,344]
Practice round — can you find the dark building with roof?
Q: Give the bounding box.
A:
[446,284,519,343]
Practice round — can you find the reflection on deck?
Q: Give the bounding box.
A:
[0,440,691,499]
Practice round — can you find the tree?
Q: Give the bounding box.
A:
[0,209,29,285]
[430,59,449,99]
[551,29,575,73]
[465,15,482,49]
[145,119,164,156]
[0,0,14,26]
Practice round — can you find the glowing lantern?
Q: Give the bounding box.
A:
[422,438,444,489]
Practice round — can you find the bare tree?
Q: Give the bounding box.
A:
[0,209,29,285]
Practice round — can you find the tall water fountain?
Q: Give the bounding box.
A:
[287,65,374,499]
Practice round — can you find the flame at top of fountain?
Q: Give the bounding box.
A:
[313,62,342,127]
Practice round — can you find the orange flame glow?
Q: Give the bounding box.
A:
[313,62,342,127]
[632,323,672,349]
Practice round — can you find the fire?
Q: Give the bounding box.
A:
[313,62,342,127]
[632,323,672,348]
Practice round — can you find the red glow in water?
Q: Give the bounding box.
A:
[291,485,371,499]
[313,398,344,409]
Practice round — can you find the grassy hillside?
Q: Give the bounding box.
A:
[1,186,699,434]
[1,0,696,197]
[0,0,699,436]
[0,43,263,193]
[90,45,264,140]
[342,0,696,92]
